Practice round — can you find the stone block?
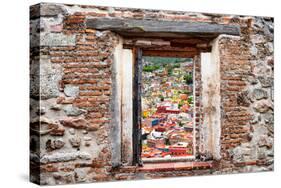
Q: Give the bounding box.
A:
[64,85,80,97]
[40,151,91,164]
[53,172,75,184]
[252,88,268,100]
[60,118,88,129]
[258,76,273,88]
[40,58,63,99]
[63,105,86,116]
[40,33,76,47]
[69,137,81,148]
[46,139,65,151]
[40,3,67,17]
[74,168,88,182]
[254,99,273,113]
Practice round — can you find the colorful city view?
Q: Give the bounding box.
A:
[141,56,194,159]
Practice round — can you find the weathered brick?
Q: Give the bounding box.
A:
[79,91,102,96]
[30,3,274,185]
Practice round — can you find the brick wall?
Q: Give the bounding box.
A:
[193,55,203,158]
[30,3,274,185]
[218,18,273,172]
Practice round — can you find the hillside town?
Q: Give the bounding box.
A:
[141,57,194,159]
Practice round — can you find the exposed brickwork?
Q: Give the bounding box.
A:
[220,36,253,156]
[193,55,203,158]
[218,18,273,171]
[30,3,274,185]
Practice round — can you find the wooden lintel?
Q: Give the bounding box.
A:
[142,50,198,58]
[124,39,170,48]
[123,38,209,52]
[146,46,198,52]
[171,38,211,44]
[86,18,241,38]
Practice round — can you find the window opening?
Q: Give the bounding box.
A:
[140,56,195,160]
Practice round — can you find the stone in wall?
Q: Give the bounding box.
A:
[40,3,67,17]
[68,128,75,135]
[60,118,88,129]
[74,168,88,182]
[40,151,91,164]
[230,124,272,163]
[263,112,274,124]
[251,89,268,100]
[254,99,273,113]
[40,33,76,47]
[53,172,75,185]
[63,105,86,116]
[64,85,80,97]
[40,58,63,99]
[258,76,273,88]
[50,104,62,111]
[46,138,65,151]
[30,116,65,136]
[60,117,100,131]
[40,15,64,33]
[69,136,81,148]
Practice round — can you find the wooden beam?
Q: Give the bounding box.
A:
[142,50,198,58]
[86,18,241,38]
[132,48,143,166]
[123,39,173,49]
[171,38,210,45]
[142,46,198,52]
[123,38,209,51]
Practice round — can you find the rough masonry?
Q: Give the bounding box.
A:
[30,3,274,185]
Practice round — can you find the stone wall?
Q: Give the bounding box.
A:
[218,17,274,173]
[30,3,274,185]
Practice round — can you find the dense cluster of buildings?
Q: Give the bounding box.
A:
[141,57,194,159]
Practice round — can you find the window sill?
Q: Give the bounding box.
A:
[118,161,213,173]
[139,161,213,172]
[142,156,195,163]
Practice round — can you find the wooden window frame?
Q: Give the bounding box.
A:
[132,48,199,165]
[132,48,143,165]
